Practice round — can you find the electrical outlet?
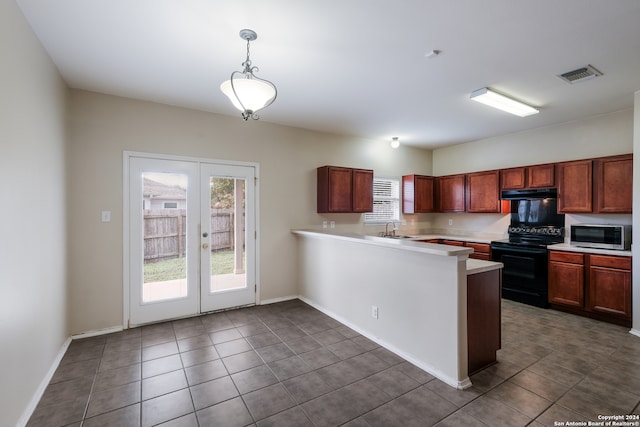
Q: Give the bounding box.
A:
[101,211,111,223]
[322,221,328,229]
[371,306,379,319]
[448,218,453,226]
[330,221,335,229]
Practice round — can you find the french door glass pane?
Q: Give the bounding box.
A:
[142,172,188,302]
[209,177,246,293]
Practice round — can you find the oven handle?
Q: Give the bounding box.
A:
[490,244,547,255]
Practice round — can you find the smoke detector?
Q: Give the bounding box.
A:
[557,64,602,84]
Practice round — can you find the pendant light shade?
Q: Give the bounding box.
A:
[220,29,277,121]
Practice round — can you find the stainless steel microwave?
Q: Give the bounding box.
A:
[570,224,631,250]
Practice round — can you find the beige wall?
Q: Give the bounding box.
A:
[432,108,633,175]
[0,1,69,426]
[67,90,433,334]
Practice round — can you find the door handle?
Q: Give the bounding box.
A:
[202,232,208,238]
[202,243,209,249]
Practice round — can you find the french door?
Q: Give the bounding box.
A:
[127,154,256,326]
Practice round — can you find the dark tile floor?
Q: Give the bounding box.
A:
[28,299,640,426]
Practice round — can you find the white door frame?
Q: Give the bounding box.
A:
[123,151,260,328]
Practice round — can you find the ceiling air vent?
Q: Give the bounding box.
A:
[557,64,602,84]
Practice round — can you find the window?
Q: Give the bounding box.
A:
[364,177,400,223]
[163,202,178,209]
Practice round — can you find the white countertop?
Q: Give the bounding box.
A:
[292,229,473,257]
[292,229,504,273]
[548,242,632,257]
[466,258,503,274]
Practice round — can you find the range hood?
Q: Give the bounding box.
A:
[500,188,557,200]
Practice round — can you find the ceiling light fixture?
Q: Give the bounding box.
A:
[220,29,277,121]
[390,137,400,149]
[470,87,539,117]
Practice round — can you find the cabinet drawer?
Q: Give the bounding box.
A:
[549,250,584,264]
[466,242,490,254]
[441,239,465,246]
[589,254,631,270]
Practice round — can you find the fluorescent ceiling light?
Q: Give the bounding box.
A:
[470,87,539,117]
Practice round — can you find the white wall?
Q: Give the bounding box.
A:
[66,90,434,334]
[0,2,69,426]
[432,108,633,175]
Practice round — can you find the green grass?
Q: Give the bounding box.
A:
[144,249,243,282]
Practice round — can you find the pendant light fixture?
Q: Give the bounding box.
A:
[390,137,400,149]
[220,29,277,121]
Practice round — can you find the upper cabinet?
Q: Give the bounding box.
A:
[557,160,593,213]
[501,164,555,190]
[595,154,632,214]
[466,170,502,213]
[557,155,632,214]
[437,174,466,212]
[402,175,435,214]
[317,166,373,213]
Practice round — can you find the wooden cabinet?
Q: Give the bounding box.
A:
[549,250,632,326]
[437,174,466,212]
[548,251,585,308]
[501,164,555,190]
[402,175,435,214]
[528,164,556,188]
[441,239,465,246]
[587,255,632,320]
[352,168,374,212]
[466,170,502,213]
[466,242,491,260]
[435,239,490,260]
[595,154,632,213]
[500,167,526,190]
[467,269,501,375]
[557,160,593,213]
[317,166,373,213]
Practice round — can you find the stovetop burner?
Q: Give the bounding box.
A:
[494,225,564,248]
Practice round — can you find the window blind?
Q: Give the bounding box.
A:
[364,177,400,223]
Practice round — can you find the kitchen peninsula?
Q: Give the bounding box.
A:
[292,230,503,389]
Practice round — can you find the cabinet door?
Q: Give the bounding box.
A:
[352,169,373,213]
[402,175,434,214]
[501,167,526,190]
[437,175,466,212]
[588,266,631,319]
[549,261,584,307]
[466,170,501,213]
[595,154,632,213]
[317,166,352,213]
[557,160,593,213]
[527,164,555,188]
[415,175,435,212]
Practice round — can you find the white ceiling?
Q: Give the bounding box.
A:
[16,0,640,148]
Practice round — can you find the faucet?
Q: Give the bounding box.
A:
[383,222,398,237]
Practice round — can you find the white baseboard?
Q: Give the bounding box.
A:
[630,328,640,338]
[17,336,72,427]
[298,296,471,390]
[259,295,299,305]
[71,325,123,340]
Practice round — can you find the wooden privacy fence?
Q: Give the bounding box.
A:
[144,209,244,263]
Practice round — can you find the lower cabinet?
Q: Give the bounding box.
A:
[465,242,491,261]
[548,250,631,326]
[424,239,490,260]
[467,269,501,376]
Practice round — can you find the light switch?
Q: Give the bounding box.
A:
[101,211,111,223]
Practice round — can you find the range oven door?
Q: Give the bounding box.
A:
[490,243,549,308]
